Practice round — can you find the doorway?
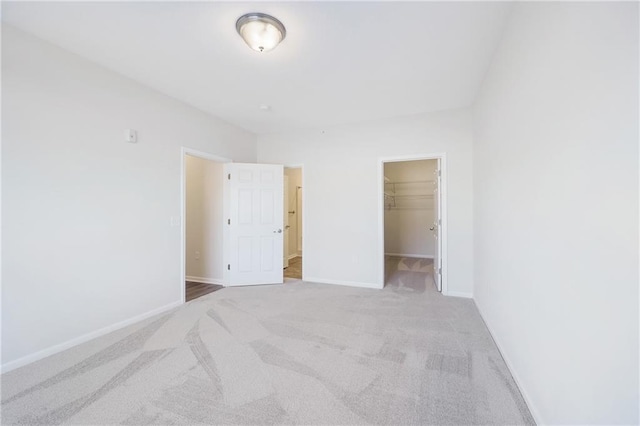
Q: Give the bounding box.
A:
[380,155,446,294]
[181,148,230,302]
[284,167,303,280]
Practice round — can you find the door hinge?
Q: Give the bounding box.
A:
[227,218,230,225]
[438,219,441,225]
[438,170,441,177]
[227,264,230,270]
[228,173,231,180]
[438,267,442,275]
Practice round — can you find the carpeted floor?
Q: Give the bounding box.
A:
[1,257,534,425]
[385,255,435,288]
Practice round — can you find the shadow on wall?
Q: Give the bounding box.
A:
[185,155,224,283]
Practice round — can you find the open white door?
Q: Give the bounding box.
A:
[433,161,442,292]
[225,163,284,286]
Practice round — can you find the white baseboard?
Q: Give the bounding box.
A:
[304,276,382,290]
[287,254,299,261]
[0,300,182,374]
[475,301,543,425]
[385,253,434,259]
[185,276,224,286]
[444,291,473,298]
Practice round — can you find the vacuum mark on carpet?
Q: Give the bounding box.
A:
[2,313,173,405]
[18,350,168,425]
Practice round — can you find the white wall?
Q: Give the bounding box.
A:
[257,108,473,295]
[1,26,256,369]
[185,155,224,283]
[284,167,302,258]
[473,3,638,424]
[384,160,436,258]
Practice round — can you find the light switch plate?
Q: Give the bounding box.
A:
[125,129,137,143]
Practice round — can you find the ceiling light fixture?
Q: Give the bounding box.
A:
[236,13,286,53]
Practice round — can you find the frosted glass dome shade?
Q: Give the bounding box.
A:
[236,13,286,53]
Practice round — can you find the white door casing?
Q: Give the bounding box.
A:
[283,175,290,268]
[433,161,442,291]
[296,186,302,253]
[225,163,284,286]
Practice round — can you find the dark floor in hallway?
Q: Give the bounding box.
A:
[185,281,223,301]
[284,256,302,279]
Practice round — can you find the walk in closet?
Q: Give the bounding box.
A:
[383,159,441,290]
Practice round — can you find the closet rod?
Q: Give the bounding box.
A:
[385,180,434,185]
[386,207,434,211]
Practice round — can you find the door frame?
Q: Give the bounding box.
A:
[283,164,305,280]
[283,174,290,269]
[377,153,448,295]
[180,147,232,304]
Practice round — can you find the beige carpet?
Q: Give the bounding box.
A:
[1,257,534,425]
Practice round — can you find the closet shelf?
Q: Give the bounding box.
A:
[384,178,435,210]
[385,179,434,185]
[388,207,434,210]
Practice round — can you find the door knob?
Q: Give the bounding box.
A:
[285,225,291,230]
[429,226,435,231]
[274,229,282,233]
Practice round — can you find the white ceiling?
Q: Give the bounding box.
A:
[2,2,511,134]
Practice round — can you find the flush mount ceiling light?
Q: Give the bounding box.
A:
[236,13,286,53]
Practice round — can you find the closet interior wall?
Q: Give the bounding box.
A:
[384,160,437,258]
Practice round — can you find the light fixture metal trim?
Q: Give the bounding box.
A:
[236,12,286,52]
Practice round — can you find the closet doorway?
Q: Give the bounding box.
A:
[380,156,446,293]
[283,167,303,280]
